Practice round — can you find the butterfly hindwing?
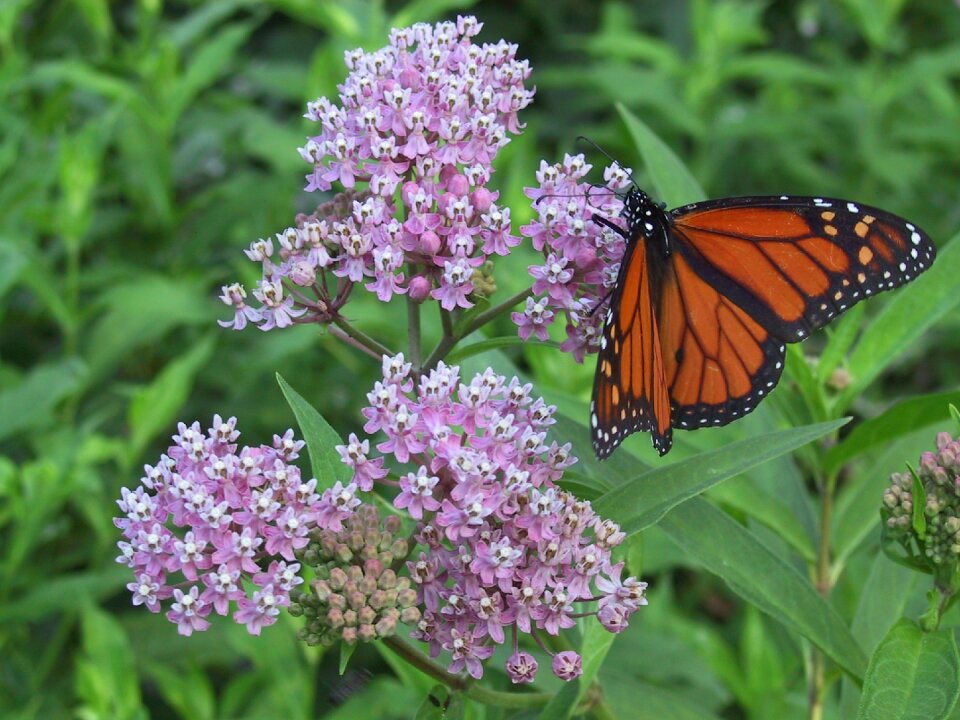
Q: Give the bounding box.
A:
[670,196,937,342]
[591,236,672,458]
[659,251,787,430]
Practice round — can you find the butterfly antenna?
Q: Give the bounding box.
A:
[575,135,638,187]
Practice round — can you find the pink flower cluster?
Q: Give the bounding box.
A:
[219,16,533,332]
[342,354,647,682]
[114,417,360,636]
[514,155,633,361]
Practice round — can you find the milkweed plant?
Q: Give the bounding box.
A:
[114,14,958,718]
[116,17,645,708]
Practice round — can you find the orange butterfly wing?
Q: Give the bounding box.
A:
[670,197,936,342]
[658,252,787,431]
[590,194,936,458]
[590,236,672,458]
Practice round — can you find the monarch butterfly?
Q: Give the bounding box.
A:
[589,188,937,459]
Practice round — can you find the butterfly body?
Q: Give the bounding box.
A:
[590,189,936,459]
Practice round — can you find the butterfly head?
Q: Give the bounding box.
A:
[623,187,671,255]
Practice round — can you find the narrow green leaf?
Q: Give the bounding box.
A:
[616,102,705,206]
[128,334,216,458]
[841,232,960,409]
[339,642,356,675]
[857,619,960,720]
[0,358,86,441]
[75,606,142,718]
[951,404,960,434]
[825,390,960,474]
[144,662,215,720]
[818,304,865,380]
[276,374,351,489]
[414,685,464,720]
[593,419,848,536]
[708,477,817,562]
[661,497,868,681]
[575,622,616,707]
[445,336,560,364]
[538,681,580,720]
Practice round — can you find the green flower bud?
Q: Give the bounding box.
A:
[378,569,397,590]
[329,567,348,591]
[368,589,389,610]
[397,588,418,607]
[328,593,346,611]
[400,606,422,625]
[326,608,344,628]
[313,579,332,603]
[343,609,358,627]
[347,590,366,610]
[375,616,397,638]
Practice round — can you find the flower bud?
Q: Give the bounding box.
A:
[328,567,348,591]
[358,606,376,625]
[446,173,470,197]
[358,623,377,642]
[506,651,538,684]
[471,187,493,213]
[326,608,344,628]
[341,627,358,644]
[418,230,441,255]
[313,579,332,602]
[343,609,358,627]
[400,606,421,624]
[552,651,582,681]
[407,275,432,302]
[289,260,317,286]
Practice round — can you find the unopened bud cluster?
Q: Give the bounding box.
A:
[291,505,421,646]
[884,432,960,566]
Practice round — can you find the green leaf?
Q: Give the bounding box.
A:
[538,681,580,720]
[339,641,356,675]
[708,476,817,562]
[414,685,464,720]
[660,497,868,681]
[445,336,561,364]
[0,358,86,441]
[127,334,216,459]
[818,304,865,380]
[593,419,848,536]
[276,374,351,488]
[575,621,616,707]
[616,102,705,206]
[951,404,960,434]
[857,619,960,720]
[75,606,142,719]
[143,662,215,720]
[840,232,960,410]
[825,390,960,475]
[169,21,259,125]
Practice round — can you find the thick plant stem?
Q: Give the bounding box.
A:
[382,636,551,709]
[809,471,837,720]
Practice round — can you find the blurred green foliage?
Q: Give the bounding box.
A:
[1,0,959,718]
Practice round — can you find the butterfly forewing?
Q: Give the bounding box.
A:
[670,196,937,342]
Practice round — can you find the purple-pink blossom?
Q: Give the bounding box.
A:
[114,416,356,635]
[219,16,533,332]
[516,155,634,361]
[333,354,647,681]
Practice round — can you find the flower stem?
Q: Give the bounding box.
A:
[330,315,394,360]
[458,286,533,339]
[407,271,422,369]
[382,636,551,709]
[422,287,533,371]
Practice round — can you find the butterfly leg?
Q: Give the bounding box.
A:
[591,213,629,239]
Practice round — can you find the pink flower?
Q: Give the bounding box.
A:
[219,16,533,330]
[552,651,582,681]
[506,651,539,684]
[115,418,352,635]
